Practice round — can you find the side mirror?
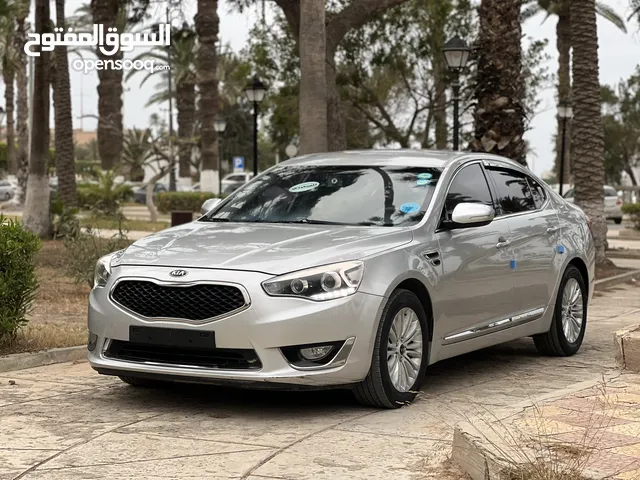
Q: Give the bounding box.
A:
[447,203,495,229]
[200,197,221,215]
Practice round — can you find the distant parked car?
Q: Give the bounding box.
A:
[221,172,253,194]
[134,183,167,204]
[0,180,15,201]
[563,185,623,224]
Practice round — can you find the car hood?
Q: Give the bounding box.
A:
[114,221,413,275]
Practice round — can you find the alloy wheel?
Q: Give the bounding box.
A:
[561,278,584,344]
[387,307,423,392]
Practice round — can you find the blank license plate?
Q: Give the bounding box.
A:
[129,326,215,349]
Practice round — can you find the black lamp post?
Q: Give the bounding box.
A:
[243,76,267,176]
[213,117,227,194]
[557,101,573,197]
[443,36,471,151]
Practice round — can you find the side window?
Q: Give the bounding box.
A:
[564,189,574,199]
[486,167,536,215]
[526,176,547,209]
[442,163,493,221]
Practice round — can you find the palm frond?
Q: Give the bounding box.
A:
[595,1,626,32]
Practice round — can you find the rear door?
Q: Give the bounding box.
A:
[485,165,560,315]
[435,162,516,343]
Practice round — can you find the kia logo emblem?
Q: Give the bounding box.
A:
[169,269,188,277]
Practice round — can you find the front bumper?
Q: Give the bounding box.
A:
[88,265,385,387]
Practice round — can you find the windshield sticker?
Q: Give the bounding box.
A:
[289,181,320,193]
[416,179,430,186]
[417,172,433,179]
[400,202,421,214]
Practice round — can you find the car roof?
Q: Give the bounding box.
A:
[278,149,466,168]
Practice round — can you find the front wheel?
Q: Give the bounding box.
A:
[353,289,429,408]
[534,265,587,356]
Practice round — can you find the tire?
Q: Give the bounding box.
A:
[3,192,9,201]
[534,265,587,356]
[614,218,622,225]
[353,289,430,409]
[118,375,166,388]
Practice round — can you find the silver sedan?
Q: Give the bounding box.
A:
[87,150,594,408]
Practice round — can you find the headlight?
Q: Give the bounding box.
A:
[94,250,124,288]
[262,261,364,301]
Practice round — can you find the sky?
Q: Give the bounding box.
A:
[5,0,640,177]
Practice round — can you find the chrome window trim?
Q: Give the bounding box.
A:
[108,276,251,325]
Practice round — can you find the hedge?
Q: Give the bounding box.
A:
[622,203,640,230]
[156,192,218,214]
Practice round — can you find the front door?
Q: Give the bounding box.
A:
[434,162,517,344]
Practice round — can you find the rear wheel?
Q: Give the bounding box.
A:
[534,265,587,356]
[353,289,429,408]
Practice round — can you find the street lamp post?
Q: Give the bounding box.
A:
[557,102,573,197]
[243,76,267,176]
[443,36,471,151]
[213,117,227,195]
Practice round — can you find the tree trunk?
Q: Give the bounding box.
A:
[299,0,327,154]
[3,68,16,174]
[15,16,29,203]
[571,0,609,266]
[23,0,51,238]
[326,57,346,151]
[176,81,196,181]
[555,9,572,184]
[54,0,77,208]
[195,0,220,193]
[91,0,123,170]
[431,13,447,150]
[470,0,526,165]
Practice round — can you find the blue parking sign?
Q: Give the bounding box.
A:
[233,156,245,170]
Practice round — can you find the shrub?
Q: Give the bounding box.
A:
[63,227,131,288]
[76,170,133,215]
[0,216,41,341]
[156,191,217,214]
[621,203,640,230]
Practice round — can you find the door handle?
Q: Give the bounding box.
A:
[496,237,511,249]
[546,226,559,235]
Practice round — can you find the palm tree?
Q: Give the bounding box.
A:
[571,0,608,266]
[23,0,51,238]
[52,0,77,207]
[195,0,220,193]
[89,0,123,170]
[14,0,28,202]
[522,0,626,184]
[127,24,197,183]
[122,128,154,181]
[298,0,327,154]
[470,0,526,165]
[0,15,17,175]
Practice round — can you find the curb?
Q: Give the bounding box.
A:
[0,346,87,373]
[594,269,640,291]
[607,250,640,260]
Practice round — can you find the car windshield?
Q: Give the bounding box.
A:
[202,165,442,226]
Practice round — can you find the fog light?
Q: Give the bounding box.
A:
[300,345,333,361]
[87,332,98,352]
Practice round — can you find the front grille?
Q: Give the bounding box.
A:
[111,280,246,321]
[106,340,262,369]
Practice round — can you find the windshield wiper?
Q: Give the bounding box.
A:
[273,219,347,225]
[356,221,394,227]
[203,217,231,222]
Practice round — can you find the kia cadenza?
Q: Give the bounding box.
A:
[88,150,594,408]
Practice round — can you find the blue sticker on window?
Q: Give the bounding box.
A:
[416,179,430,186]
[400,202,421,214]
[289,181,319,193]
[417,173,432,179]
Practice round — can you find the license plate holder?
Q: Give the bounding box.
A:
[129,326,215,349]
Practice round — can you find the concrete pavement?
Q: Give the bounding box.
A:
[1,283,640,479]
